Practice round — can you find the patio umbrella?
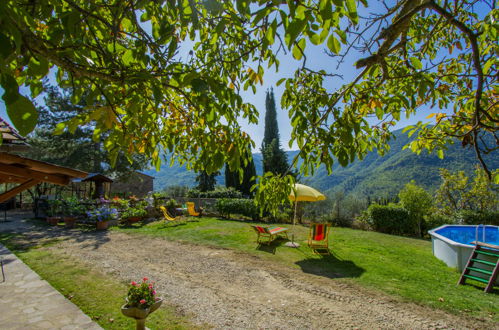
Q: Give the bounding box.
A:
[286,184,326,247]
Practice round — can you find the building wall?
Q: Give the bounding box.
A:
[110,172,154,198]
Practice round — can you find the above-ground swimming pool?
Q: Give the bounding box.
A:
[429,225,499,284]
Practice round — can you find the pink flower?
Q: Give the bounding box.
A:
[140,299,146,304]
[143,277,148,282]
[152,290,156,295]
[131,281,137,286]
[149,284,153,289]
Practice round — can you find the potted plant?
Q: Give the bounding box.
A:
[46,199,63,225]
[121,201,148,224]
[62,197,85,228]
[86,206,118,230]
[121,277,162,330]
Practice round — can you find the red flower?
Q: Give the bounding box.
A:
[149,284,153,289]
[131,281,137,286]
[140,299,146,304]
[143,277,148,282]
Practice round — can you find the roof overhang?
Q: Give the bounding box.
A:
[0,152,88,203]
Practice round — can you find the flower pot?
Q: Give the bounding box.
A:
[127,216,142,224]
[121,299,162,330]
[46,217,61,225]
[96,221,109,230]
[63,216,77,228]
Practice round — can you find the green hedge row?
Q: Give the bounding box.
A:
[215,198,259,221]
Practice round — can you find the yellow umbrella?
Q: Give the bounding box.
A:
[286,184,326,247]
[289,183,326,203]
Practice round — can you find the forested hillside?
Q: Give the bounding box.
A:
[146,129,497,197]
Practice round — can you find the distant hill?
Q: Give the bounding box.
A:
[145,128,497,197]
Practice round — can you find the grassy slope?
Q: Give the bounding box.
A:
[115,218,498,322]
[0,233,197,330]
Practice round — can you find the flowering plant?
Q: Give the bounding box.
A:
[125,277,158,309]
[86,206,118,222]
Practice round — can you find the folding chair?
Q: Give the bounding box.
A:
[308,223,331,255]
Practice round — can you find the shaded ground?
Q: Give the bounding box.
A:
[1,215,493,329]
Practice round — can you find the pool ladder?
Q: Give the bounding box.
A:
[474,224,486,245]
[458,241,499,293]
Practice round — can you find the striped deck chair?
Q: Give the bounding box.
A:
[308,223,331,255]
[186,202,201,217]
[251,225,289,245]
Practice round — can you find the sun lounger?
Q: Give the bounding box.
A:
[160,206,181,223]
[186,202,201,217]
[251,225,289,245]
[308,223,331,254]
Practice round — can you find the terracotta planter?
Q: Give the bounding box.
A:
[46,217,61,225]
[127,216,142,224]
[63,216,77,228]
[121,299,162,330]
[96,221,109,230]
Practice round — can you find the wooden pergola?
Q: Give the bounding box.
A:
[0,152,88,203]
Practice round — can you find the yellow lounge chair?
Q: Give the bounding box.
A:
[160,206,180,223]
[308,223,331,255]
[251,225,289,245]
[186,202,201,217]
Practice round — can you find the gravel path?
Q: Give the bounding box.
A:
[1,217,488,329]
[50,231,481,329]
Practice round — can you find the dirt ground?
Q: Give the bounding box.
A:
[1,216,494,329]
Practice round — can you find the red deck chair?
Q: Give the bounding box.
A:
[251,225,289,245]
[308,223,331,254]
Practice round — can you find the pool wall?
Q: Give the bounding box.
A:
[429,225,499,284]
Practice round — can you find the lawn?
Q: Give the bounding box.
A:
[0,232,198,330]
[115,217,499,322]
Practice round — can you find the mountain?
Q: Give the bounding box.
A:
[145,128,497,197]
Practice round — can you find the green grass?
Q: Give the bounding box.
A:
[114,217,499,322]
[0,233,197,330]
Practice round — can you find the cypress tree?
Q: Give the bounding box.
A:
[195,170,219,192]
[261,88,289,175]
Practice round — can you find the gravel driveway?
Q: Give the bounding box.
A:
[1,217,488,329]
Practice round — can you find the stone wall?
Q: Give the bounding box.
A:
[110,172,154,198]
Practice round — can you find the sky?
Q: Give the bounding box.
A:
[0,2,443,152]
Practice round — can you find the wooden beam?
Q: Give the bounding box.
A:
[0,173,26,184]
[0,179,40,203]
[0,163,70,185]
[0,152,87,178]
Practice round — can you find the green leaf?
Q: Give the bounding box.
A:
[292,39,306,60]
[345,0,358,24]
[310,33,322,45]
[191,78,208,93]
[6,95,38,136]
[0,33,14,58]
[327,34,341,54]
[122,49,134,65]
[0,74,19,105]
[27,57,49,77]
[410,57,423,70]
[436,149,444,159]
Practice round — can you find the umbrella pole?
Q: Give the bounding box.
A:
[286,201,300,248]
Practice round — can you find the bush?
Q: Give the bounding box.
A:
[452,210,499,226]
[424,213,451,232]
[366,204,411,236]
[187,187,243,199]
[215,198,259,220]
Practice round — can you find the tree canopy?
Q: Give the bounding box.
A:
[0,0,497,182]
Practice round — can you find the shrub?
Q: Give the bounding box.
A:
[366,204,411,236]
[215,198,259,220]
[187,187,243,199]
[424,213,452,232]
[125,277,159,309]
[452,210,499,226]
